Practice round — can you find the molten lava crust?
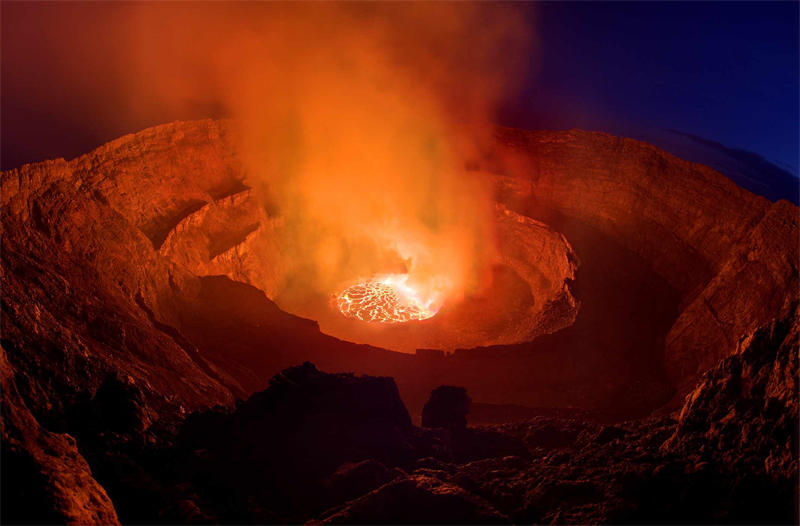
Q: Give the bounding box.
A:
[336,279,434,323]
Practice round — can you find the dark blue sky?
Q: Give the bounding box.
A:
[3,1,798,182]
[501,1,799,175]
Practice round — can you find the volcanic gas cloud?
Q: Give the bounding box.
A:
[108,3,534,322]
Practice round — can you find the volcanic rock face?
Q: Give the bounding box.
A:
[0,123,248,413]
[489,127,798,392]
[1,346,119,525]
[1,119,797,523]
[663,308,799,483]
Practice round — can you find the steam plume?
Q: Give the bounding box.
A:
[33,2,534,308]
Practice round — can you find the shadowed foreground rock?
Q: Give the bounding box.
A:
[318,474,510,524]
[180,336,800,523]
[158,363,526,523]
[422,385,472,429]
[0,347,119,525]
[663,308,799,488]
[4,341,785,525]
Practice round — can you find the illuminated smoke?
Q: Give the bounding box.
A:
[15,3,535,309]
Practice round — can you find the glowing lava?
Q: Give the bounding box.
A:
[336,275,437,323]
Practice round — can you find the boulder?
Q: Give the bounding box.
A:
[174,363,424,520]
[422,385,471,429]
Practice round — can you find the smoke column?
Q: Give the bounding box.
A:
[10,2,535,310]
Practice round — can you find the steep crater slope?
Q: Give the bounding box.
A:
[2,119,796,420]
[160,190,580,353]
[487,127,798,396]
[78,123,580,353]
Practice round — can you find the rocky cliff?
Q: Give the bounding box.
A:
[489,127,798,392]
[1,120,796,523]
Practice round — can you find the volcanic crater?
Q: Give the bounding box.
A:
[4,118,795,421]
[150,129,580,352]
[2,118,797,524]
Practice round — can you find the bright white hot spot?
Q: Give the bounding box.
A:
[335,274,437,323]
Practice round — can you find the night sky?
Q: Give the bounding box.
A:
[2,1,798,185]
[506,1,799,176]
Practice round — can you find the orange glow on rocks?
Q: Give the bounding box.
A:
[336,275,437,323]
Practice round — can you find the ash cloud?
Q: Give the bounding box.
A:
[13,2,535,307]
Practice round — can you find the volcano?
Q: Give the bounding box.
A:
[1,120,797,524]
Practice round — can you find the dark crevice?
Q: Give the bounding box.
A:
[140,198,208,250]
[208,222,260,259]
[208,178,249,201]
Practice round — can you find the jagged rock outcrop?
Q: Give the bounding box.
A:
[663,307,799,483]
[166,362,426,521]
[0,148,238,417]
[1,346,120,525]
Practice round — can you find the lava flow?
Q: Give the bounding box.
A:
[336,275,437,323]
